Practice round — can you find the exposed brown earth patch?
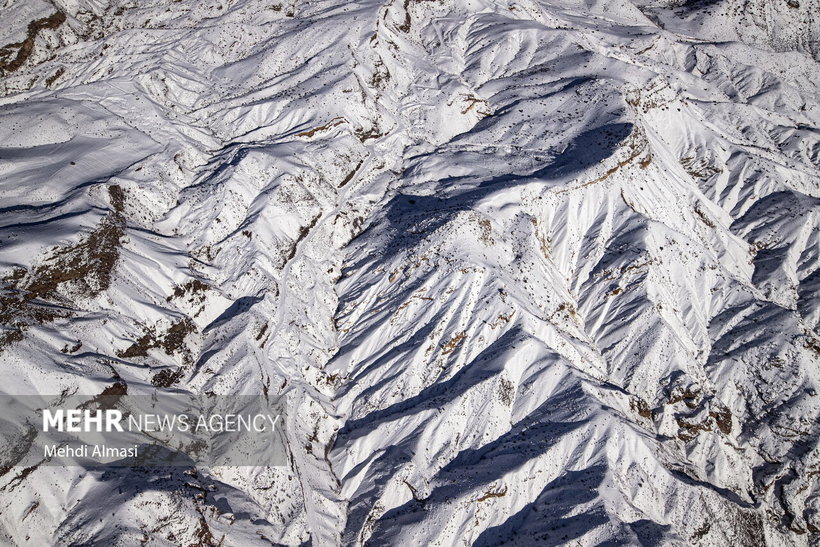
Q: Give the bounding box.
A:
[441,331,466,354]
[44,66,64,86]
[285,213,321,262]
[397,0,440,33]
[476,485,507,502]
[339,160,363,188]
[554,146,644,195]
[710,405,733,435]
[630,396,653,419]
[0,186,126,350]
[117,318,197,367]
[166,279,210,303]
[79,381,128,411]
[0,11,66,75]
[151,367,185,388]
[296,117,345,138]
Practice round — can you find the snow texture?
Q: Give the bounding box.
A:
[0,0,818,545]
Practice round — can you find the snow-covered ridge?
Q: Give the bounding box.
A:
[0,0,818,545]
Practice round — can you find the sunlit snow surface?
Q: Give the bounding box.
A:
[0,0,818,544]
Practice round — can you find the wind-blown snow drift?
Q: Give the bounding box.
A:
[0,0,818,545]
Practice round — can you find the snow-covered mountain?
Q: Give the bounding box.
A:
[0,0,818,544]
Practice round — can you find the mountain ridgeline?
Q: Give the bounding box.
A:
[0,0,818,545]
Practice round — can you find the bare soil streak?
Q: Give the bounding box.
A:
[0,186,126,350]
[0,12,66,75]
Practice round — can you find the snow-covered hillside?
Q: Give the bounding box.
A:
[0,0,818,545]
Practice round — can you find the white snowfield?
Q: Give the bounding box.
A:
[0,0,818,545]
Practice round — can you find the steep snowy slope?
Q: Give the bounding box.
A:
[0,0,818,545]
